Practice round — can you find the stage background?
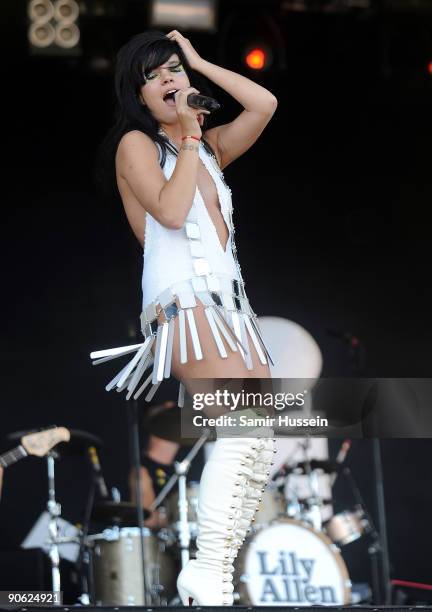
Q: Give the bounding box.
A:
[1,0,431,594]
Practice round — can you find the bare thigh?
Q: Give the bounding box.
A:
[151,299,271,398]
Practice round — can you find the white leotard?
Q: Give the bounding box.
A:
[142,140,241,310]
[90,136,274,405]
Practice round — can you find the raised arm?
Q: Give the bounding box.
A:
[116,88,206,229]
[167,30,278,169]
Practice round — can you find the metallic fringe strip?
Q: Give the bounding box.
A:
[144,380,161,402]
[250,317,275,366]
[91,343,143,365]
[164,317,176,379]
[178,309,187,364]
[230,311,243,358]
[238,313,253,370]
[128,353,153,394]
[204,307,228,358]
[105,361,134,392]
[116,370,135,393]
[125,340,156,399]
[243,314,268,366]
[152,322,169,384]
[132,368,153,400]
[218,307,248,354]
[211,307,241,352]
[116,336,152,389]
[178,381,186,408]
[186,308,203,360]
[92,304,273,405]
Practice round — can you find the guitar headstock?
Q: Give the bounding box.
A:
[21,427,71,457]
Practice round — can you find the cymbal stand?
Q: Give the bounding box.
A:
[150,430,210,568]
[46,451,61,593]
[300,439,323,531]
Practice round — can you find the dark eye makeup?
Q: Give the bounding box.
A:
[144,61,184,81]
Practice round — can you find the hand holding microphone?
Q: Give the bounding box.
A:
[174,88,220,138]
[187,94,220,112]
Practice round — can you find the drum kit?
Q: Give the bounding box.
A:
[83,432,377,607]
[7,420,378,607]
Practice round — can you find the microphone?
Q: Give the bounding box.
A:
[88,446,109,499]
[336,438,352,465]
[187,94,220,112]
[330,439,352,486]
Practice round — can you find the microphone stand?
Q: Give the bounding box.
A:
[75,475,95,604]
[128,399,150,605]
[342,466,383,604]
[372,439,392,604]
[329,329,391,603]
[46,452,61,594]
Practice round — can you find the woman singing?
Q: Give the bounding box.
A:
[91,30,278,605]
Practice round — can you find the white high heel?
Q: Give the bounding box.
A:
[176,432,277,606]
[176,436,255,606]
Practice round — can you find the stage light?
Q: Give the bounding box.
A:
[150,0,216,31]
[28,21,56,47]
[218,11,284,81]
[53,0,79,24]
[55,21,80,48]
[244,45,273,71]
[428,61,432,75]
[27,0,80,54]
[28,0,54,23]
[245,48,266,70]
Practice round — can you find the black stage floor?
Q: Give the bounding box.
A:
[5,607,432,611]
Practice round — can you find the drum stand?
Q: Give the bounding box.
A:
[150,430,210,568]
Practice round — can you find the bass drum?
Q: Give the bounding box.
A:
[235,518,351,606]
[87,526,176,606]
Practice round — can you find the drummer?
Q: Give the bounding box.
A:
[129,400,204,528]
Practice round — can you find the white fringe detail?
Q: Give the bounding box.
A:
[90,306,273,404]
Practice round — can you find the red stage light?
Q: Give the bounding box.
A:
[428,61,432,75]
[245,48,266,70]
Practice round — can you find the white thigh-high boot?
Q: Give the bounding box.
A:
[234,437,277,546]
[176,430,276,606]
[226,437,277,597]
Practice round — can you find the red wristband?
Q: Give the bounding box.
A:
[181,135,201,142]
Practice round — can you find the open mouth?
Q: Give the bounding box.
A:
[163,89,178,106]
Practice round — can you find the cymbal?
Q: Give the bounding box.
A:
[91,501,150,524]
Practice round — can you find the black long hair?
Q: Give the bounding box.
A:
[95,30,215,199]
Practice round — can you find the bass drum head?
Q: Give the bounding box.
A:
[235,518,351,606]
